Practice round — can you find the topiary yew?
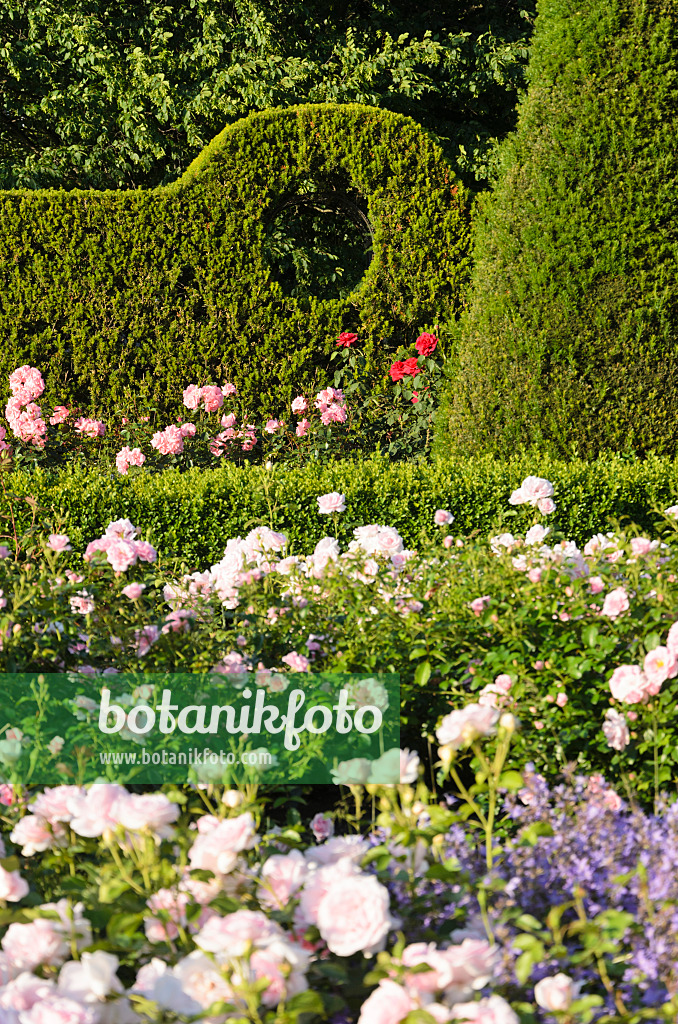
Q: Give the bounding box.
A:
[0,103,470,422]
[436,0,678,459]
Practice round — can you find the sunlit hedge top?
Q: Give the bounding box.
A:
[0,103,470,421]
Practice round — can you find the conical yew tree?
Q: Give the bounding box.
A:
[436,0,678,458]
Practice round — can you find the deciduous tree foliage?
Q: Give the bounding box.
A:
[0,0,534,191]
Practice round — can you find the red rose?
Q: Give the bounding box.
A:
[415,333,438,357]
[402,357,420,376]
[411,392,419,404]
[336,332,358,348]
[390,361,407,382]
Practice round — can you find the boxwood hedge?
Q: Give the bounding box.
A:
[5,454,678,568]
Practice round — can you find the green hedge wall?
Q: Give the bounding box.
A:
[435,0,678,459]
[0,103,470,422]
[6,455,678,568]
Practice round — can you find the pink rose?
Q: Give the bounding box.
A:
[317,491,346,515]
[309,813,334,842]
[121,583,145,600]
[50,406,70,425]
[453,995,519,1023]
[257,850,307,910]
[74,417,105,439]
[281,651,310,673]
[434,510,454,525]
[291,396,308,414]
[0,865,28,901]
[556,692,568,707]
[667,620,678,659]
[195,909,277,956]
[602,708,630,751]
[180,422,196,437]
[10,815,55,856]
[183,385,203,409]
[315,873,394,956]
[188,813,259,876]
[469,596,490,616]
[601,587,629,619]
[151,424,184,456]
[537,497,556,515]
[643,645,677,693]
[2,919,66,970]
[508,476,554,507]
[221,412,237,428]
[47,534,71,553]
[264,418,284,434]
[114,793,179,837]
[534,974,578,1012]
[609,665,651,704]
[296,418,311,437]
[588,576,605,594]
[436,704,499,749]
[201,385,223,412]
[357,980,416,1024]
[20,996,97,1024]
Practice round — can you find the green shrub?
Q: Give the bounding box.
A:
[0,104,470,423]
[436,0,678,459]
[6,454,678,567]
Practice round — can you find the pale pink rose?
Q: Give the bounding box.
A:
[114,793,179,837]
[0,971,55,1014]
[0,546,10,559]
[374,527,403,556]
[106,538,137,573]
[10,815,55,856]
[452,995,518,1023]
[434,510,454,525]
[67,784,130,837]
[195,909,277,957]
[20,995,97,1024]
[330,758,372,785]
[609,664,650,704]
[2,919,66,970]
[534,974,578,1012]
[401,942,451,993]
[357,979,416,1024]
[494,674,512,693]
[221,412,237,428]
[310,813,334,842]
[222,381,237,397]
[133,539,157,562]
[601,587,629,619]
[144,890,190,943]
[317,491,346,514]
[47,737,64,757]
[188,813,259,876]
[31,787,82,825]
[49,406,70,425]
[470,596,490,616]
[436,704,500,749]
[588,576,605,594]
[281,651,310,672]
[399,748,420,783]
[201,385,223,412]
[57,950,123,1002]
[556,692,568,707]
[630,536,653,556]
[180,422,196,437]
[121,582,145,600]
[246,942,309,1007]
[134,624,160,657]
[602,708,630,750]
[643,645,677,693]
[508,476,554,506]
[106,518,137,541]
[296,418,311,437]
[316,873,394,956]
[442,536,454,549]
[524,524,549,545]
[291,396,308,414]
[667,620,678,659]
[183,385,203,409]
[537,497,556,515]
[257,850,307,909]
[442,938,497,993]
[46,534,71,553]
[0,784,16,805]
[0,865,28,901]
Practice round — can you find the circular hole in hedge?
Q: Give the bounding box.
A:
[264,186,373,301]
